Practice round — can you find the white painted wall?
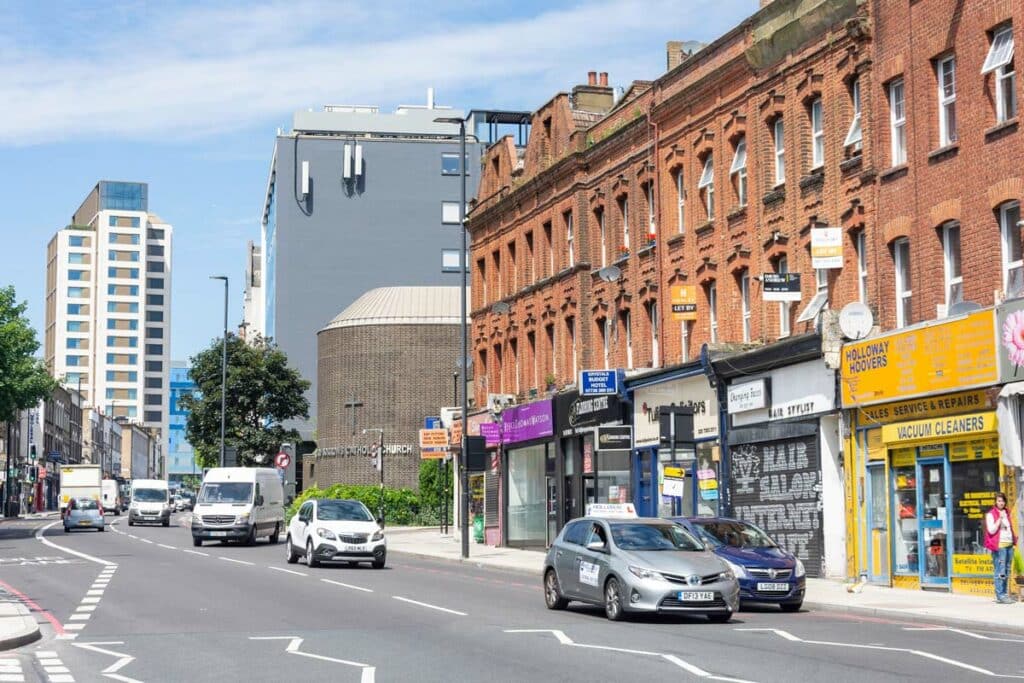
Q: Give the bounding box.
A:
[819,414,847,578]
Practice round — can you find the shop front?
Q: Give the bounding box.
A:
[553,391,629,531]
[627,365,721,519]
[843,308,1011,595]
[720,352,840,578]
[496,399,555,549]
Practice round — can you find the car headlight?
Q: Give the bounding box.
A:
[723,559,748,579]
[718,570,736,582]
[236,513,250,523]
[794,558,806,578]
[371,530,384,542]
[628,565,666,581]
[317,528,337,540]
[130,503,139,510]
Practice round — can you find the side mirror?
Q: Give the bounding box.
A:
[256,495,265,506]
[586,540,607,553]
[376,517,384,528]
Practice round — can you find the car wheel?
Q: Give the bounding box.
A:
[63,526,70,533]
[285,535,299,564]
[99,526,105,532]
[128,519,134,526]
[604,577,625,621]
[245,525,257,546]
[372,554,386,570]
[115,510,120,516]
[780,601,803,613]
[306,539,319,568]
[162,518,170,527]
[192,537,203,547]
[544,569,568,610]
[707,612,732,623]
[269,524,280,545]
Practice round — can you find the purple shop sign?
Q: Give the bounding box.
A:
[500,400,554,444]
[479,423,501,448]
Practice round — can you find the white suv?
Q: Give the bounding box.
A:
[285,499,386,569]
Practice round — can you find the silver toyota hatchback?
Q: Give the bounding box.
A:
[543,517,740,622]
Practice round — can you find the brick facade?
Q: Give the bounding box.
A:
[312,323,461,492]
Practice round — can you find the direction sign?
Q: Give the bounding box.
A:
[275,452,292,469]
[579,370,618,396]
[424,416,442,430]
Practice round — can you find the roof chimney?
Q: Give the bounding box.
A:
[599,72,608,86]
[572,72,614,114]
[588,71,597,86]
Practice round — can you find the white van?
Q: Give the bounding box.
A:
[101,480,122,516]
[191,467,284,547]
[129,479,171,526]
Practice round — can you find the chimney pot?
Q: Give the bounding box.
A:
[599,72,608,86]
[588,71,597,86]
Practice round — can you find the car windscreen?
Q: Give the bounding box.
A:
[198,482,253,504]
[133,488,167,503]
[610,524,704,551]
[75,499,99,510]
[317,500,374,522]
[697,520,778,549]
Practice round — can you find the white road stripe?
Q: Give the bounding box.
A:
[392,596,466,616]
[35,523,117,567]
[321,579,373,593]
[76,606,97,612]
[86,590,104,596]
[269,566,308,577]
[182,549,209,556]
[68,614,90,621]
[218,557,254,566]
[158,544,176,550]
[139,539,153,544]
[62,624,85,631]
[81,597,100,604]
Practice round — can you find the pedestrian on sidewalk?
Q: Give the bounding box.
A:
[985,491,1017,604]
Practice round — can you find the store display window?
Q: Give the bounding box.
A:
[891,449,918,575]
[951,455,998,576]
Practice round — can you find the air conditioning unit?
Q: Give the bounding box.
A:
[487,394,516,414]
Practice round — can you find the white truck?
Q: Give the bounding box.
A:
[101,480,122,515]
[59,465,102,512]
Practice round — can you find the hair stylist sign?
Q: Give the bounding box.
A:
[500,400,554,445]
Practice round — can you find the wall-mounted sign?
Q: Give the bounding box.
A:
[597,426,632,451]
[728,379,769,414]
[881,412,997,445]
[811,227,843,269]
[997,298,1024,382]
[670,285,698,321]
[841,309,997,407]
[766,360,835,422]
[555,392,624,438]
[762,273,802,302]
[633,376,718,446]
[580,370,619,396]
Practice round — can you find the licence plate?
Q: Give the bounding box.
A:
[78,521,90,526]
[757,582,790,592]
[678,591,714,601]
[209,531,228,537]
[345,544,368,552]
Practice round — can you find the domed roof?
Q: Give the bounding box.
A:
[320,286,468,332]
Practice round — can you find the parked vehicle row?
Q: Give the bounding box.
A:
[543,510,805,623]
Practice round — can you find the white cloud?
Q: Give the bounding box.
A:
[0,0,757,145]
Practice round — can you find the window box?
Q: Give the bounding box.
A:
[726,206,748,223]
[666,233,686,248]
[927,143,959,163]
[763,187,786,207]
[879,164,909,182]
[985,118,1018,143]
[799,169,825,192]
[694,220,715,237]
[840,155,863,175]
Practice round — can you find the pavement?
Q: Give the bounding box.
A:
[0,603,40,652]
[386,525,1024,634]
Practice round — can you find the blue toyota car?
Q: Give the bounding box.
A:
[672,517,805,612]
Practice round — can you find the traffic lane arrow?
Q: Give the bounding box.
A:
[249,636,375,682]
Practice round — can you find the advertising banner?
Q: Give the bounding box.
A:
[670,285,698,321]
[633,376,718,446]
[811,227,843,269]
[500,400,554,444]
[762,273,802,302]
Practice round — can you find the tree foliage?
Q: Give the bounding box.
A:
[0,286,56,422]
[180,334,309,469]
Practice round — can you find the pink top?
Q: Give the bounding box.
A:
[984,507,1017,552]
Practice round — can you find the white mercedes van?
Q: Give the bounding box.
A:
[191,467,285,547]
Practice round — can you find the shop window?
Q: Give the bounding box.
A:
[892,451,919,574]
[507,444,548,545]
[597,450,630,505]
[951,453,999,577]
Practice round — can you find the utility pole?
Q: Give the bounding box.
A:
[363,428,385,524]
[210,276,229,468]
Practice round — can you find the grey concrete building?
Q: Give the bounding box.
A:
[310,287,464,491]
[246,93,528,444]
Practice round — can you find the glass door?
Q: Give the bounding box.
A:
[918,457,951,588]
[866,463,890,584]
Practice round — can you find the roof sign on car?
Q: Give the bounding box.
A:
[586,503,638,518]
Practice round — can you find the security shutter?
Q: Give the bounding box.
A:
[729,432,824,577]
[484,466,500,526]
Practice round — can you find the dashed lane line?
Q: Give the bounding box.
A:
[219,557,254,566]
[903,626,1024,643]
[157,544,176,550]
[36,649,75,683]
[0,655,24,683]
[182,549,209,557]
[268,566,308,577]
[392,596,467,616]
[320,579,373,593]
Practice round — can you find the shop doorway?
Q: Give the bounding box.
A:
[918,458,951,589]
[634,450,655,517]
[866,462,889,584]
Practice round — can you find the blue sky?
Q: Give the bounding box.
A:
[0,0,758,363]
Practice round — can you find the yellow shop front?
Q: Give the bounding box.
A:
[843,309,1016,595]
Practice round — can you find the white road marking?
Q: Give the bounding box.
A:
[139,539,153,544]
[62,624,85,631]
[68,614,90,621]
[506,629,755,683]
[321,579,373,593]
[268,566,308,577]
[157,544,176,550]
[72,641,139,683]
[35,523,117,567]
[76,606,97,612]
[48,677,73,683]
[250,636,375,682]
[902,626,1024,643]
[392,596,467,616]
[182,549,208,557]
[54,635,78,641]
[219,557,254,566]
[736,628,1014,679]
[86,590,104,596]
[81,597,101,604]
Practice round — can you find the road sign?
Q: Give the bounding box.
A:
[274,452,291,469]
[424,416,442,430]
[579,370,618,396]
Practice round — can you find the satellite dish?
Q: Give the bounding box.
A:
[597,265,622,283]
[838,302,873,340]
[948,300,982,316]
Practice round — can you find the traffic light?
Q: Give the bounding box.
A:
[29,444,37,461]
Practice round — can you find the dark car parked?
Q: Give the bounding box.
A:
[672,517,805,612]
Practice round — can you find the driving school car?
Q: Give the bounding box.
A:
[543,513,739,622]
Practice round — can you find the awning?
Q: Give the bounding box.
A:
[997,382,1024,468]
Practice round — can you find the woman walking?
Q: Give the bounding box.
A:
[985,492,1017,604]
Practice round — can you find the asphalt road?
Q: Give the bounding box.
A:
[2,512,1024,682]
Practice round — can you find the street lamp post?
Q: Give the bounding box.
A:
[435,115,469,559]
[210,276,229,468]
[363,428,385,524]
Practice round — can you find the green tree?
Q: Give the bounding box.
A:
[180,334,309,469]
[0,286,56,423]
[418,459,453,522]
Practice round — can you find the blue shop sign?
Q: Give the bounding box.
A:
[580,370,619,396]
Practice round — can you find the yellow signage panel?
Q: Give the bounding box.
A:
[841,310,997,407]
[670,286,697,322]
[949,438,999,462]
[418,429,449,449]
[891,448,915,467]
[881,412,997,445]
[663,466,686,479]
[857,390,992,424]
[953,553,993,576]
